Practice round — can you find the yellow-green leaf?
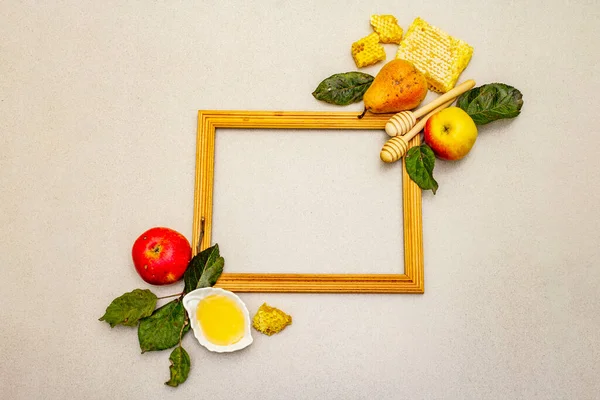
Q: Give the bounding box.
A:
[165,346,190,387]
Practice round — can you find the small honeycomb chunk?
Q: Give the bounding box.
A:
[370,14,403,44]
[252,303,292,336]
[351,32,386,68]
[395,17,473,93]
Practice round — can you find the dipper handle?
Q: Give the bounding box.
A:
[380,99,455,163]
[412,79,476,119]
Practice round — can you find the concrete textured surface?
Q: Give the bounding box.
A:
[1,1,599,399]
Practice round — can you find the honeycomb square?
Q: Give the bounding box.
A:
[395,17,473,93]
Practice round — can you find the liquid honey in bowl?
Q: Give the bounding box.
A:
[196,294,245,346]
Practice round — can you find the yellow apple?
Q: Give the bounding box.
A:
[423,107,478,160]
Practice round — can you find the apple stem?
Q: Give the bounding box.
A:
[196,217,206,254]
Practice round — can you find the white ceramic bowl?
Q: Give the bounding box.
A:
[182,287,253,353]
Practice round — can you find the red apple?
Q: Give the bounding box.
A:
[131,227,192,285]
[424,107,478,160]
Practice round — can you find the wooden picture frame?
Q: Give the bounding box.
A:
[193,110,424,293]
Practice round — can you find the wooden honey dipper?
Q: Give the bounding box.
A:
[384,79,476,137]
[380,99,455,163]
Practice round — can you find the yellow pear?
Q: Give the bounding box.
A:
[362,59,428,115]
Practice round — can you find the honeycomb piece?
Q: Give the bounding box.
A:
[370,14,403,44]
[395,17,473,93]
[252,303,292,336]
[351,32,386,68]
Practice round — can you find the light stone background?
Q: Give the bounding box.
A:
[1,1,599,399]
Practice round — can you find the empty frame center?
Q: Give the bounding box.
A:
[211,128,404,274]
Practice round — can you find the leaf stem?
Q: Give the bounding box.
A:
[178,315,189,347]
[157,292,183,300]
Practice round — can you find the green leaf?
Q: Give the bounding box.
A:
[405,144,439,194]
[165,346,191,387]
[138,299,189,353]
[183,244,220,293]
[99,289,157,328]
[197,256,224,289]
[456,83,524,125]
[312,72,374,105]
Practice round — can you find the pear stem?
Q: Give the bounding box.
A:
[357,107,368,119]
